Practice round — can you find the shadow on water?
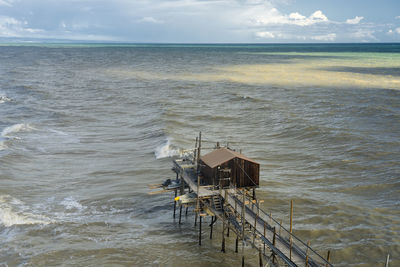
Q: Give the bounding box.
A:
[321,66,400,77]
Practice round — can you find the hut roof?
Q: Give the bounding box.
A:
[200,147,259,168]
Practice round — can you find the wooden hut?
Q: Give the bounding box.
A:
[199,147,259,188]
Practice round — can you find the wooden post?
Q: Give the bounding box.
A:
[179,205,182,224]
[194,137,198,163]
[272,227,276,264]
[253,210,257,244]
[242,256,245,267]
[235,195,238,216]
[185,206,188,215]
[242,189,245,242]
[259,246,263,267]
[194,213,197,227]
[385,254,390,267]
[227,222,230,237]
[305,241,310,267]
[196,132,201,231]
[210,216,214,239]
[326,250,331,267]
[235,235,239,253]
[179,176,184,225]
[173,189,177,218]
[221,189,226,253]
[221,221,226,253]
[263,222,266,253]
[290,200,293,260]
[199,214,202,246]
[197,132,201,165]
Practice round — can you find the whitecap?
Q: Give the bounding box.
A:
[0,195,55,227]
[1,123,35,137]
[0,95,11,104]
[154,138,182,159]
[60,196,85,211]
[0,138,7,151]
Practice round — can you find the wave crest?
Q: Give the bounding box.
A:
[0,95,12,104]
[1,123,35,137]
[0,195,55,227]
[155,139,182,159]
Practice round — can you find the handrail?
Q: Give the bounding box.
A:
[228,189,333,267]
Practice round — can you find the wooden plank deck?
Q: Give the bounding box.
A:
[174,159,217,197]
[173,158,327,267]
[223,189,318,267]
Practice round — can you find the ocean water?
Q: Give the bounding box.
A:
[0,43,399,266]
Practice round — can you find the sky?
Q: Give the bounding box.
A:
[0,0,399,43]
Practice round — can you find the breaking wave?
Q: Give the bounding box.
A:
[0,95,11,104]
[0,195,55,227]
[0,123,36,150]
[1,123,35,137]
[60,196,86,211]
[154,138,182,159]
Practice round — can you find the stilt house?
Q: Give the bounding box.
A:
[199,147,259,188]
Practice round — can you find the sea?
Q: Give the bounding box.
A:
[0,43,399,267]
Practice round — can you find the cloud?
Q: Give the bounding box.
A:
[255,31,275,38]
[0,16,43,37]
[311,33,336,41]
[0,0,396,43]
[396,28,400,34]
[138,17,163,24]
[396,16,400,19]
[0,0,13,7]
[248,9,329,26]
[352,29,377,41]
[346,16,364,24]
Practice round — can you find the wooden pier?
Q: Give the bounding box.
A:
[152,133,333,267]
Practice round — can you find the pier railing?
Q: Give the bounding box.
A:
[229,189,333,267]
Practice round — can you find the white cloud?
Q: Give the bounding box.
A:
[138,17,163,24]
[255,31,275,38]
[252,10,329,26]
[396,16,400,19]
[346,16,364,24]
[352,29,377,41]
[310,10,328,21]
[289,12,306,20]
[0,0,394,43]
[311,33,336,41]
[0,0,13,7]
[0,15,43,37]
[396,28,400,34]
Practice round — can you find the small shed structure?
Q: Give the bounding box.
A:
[199,147,259,188]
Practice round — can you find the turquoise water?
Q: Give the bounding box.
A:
[0,43,399,266]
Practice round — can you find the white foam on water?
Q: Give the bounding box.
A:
[0,139,6,151]
[154,138,182,159]
[60,196,85,211]
[0,95,11,104]
[0,195,55,227]
[1,123,35,137]
[0,123,36,151]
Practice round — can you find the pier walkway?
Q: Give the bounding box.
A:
[171,158,332,267]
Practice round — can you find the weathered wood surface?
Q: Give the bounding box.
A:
[223,189,322,267]
[180,167,218,197]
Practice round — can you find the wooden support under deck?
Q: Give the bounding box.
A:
[159,133,334,267]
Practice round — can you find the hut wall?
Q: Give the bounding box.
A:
[200,158,259,188]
